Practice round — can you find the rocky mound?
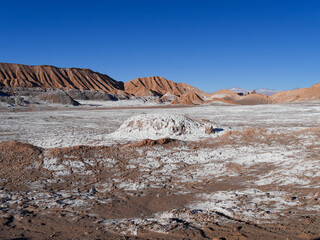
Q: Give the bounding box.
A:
[271,83,320,103]
[111,114,224,140]
[124,76,208,98]
[0,63,124,94]
[36,89,80,106]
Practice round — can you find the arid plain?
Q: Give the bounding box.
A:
[0,63,320,239]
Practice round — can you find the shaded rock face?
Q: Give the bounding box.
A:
[36,90,80,106]
[82,91,117,101]
[0,63,124,94]
[0,88,11,97]
[0,88,31,106]
[0,86,132,107]
[66,89,118,101]
[65,89,89,100]
[9,87,45,97]
[0,87,81,106]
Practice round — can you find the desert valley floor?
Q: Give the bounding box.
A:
[0,101,320,239]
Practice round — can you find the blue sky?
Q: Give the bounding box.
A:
[1,0,320,92]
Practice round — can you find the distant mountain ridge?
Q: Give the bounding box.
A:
[1,62,320,105]
[228,87,280,96]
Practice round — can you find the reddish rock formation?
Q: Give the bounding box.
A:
[0,63,124,94]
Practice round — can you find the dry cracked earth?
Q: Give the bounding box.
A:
[0,102,320,239]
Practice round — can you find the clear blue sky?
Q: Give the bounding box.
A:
[1,0,320,92]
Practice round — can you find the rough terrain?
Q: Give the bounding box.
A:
[0,101,320,239]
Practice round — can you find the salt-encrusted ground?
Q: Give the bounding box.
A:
[0,101,320,239]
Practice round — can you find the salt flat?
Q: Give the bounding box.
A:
[0,101,320,239]
[1,101,320,148]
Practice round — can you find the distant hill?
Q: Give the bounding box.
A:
[0,63,124,94]
[271,83,320,103]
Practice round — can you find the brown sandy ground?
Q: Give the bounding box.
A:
[0,128,320,239]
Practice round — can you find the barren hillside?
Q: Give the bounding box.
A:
[124,76,209,98]
[271,83,320,102]
[0,63,124,94]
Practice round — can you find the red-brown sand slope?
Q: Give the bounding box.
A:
[0,63,124,94]
[124,76,209,97]
[210,89,240,102]
[236,93,273,105]
[271,83,320,103]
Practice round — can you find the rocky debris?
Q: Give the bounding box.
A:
[65,88,89,100]
[123,137,177,148]
[0,87,35,106]
[66,89,118,101]
[205,125,216,134]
